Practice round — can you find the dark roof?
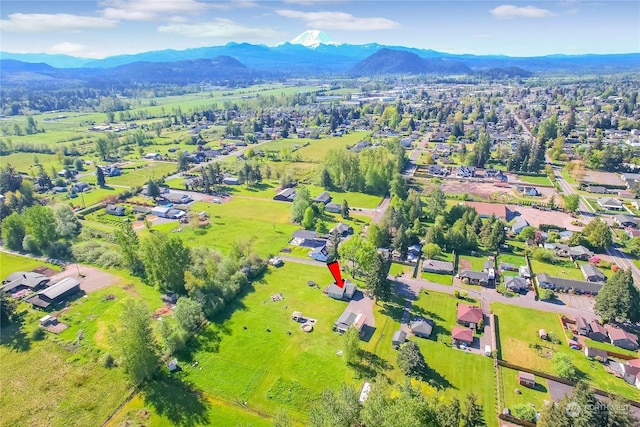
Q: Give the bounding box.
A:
[580,263,605,280]
[275,188,296,199]
[314,192,331,203]
[2,272,50,293]
[606,325,639,345]
[536,273,603,294]
[460,270,489,281]
[585,347,608,359]
[39,278,80,300]
[504,276,527,289]
[106,204,125,213]
[576,317,589,330]
[589,320,607,335]
[292,230,317,240]
[422,259,454,273]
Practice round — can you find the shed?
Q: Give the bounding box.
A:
[291,311,304,322]
[539,329,548,340]
[409,319,433,338]
[314,192,332,204]
[106,204,126,216]
[392,330,407,348]
[575,317,590,336]
[517,371,536,387]
[167,358,179,372]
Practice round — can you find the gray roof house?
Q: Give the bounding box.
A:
[327,282,357,300]
[28,277,81,309]
[392,330,407,348]
[597,198,623,210]
[333,310,366,334]
[409,319,433,338]
[314,192,332,204]
[274,188,296,202]
[290,230,325,248]
[536,273,603,295]
[614,214,639,228]
[459,270,489,286]
[580,264,606,283]
[589,320,608,342]
[512,217,529,234]
[106,204,126,216]
[504,276,528,293]
[325,203,342,213]
[2,272,51,294]
[422,259,454,275]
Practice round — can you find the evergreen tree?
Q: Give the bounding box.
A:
[366,254,392,303]
[595,269,640,323]
[96,166,106,187]
[462,393,486,427]
[341,199,350,219]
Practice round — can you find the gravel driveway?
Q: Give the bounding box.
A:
[48,264,119,293]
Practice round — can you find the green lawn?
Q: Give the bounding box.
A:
[410,291,496,425]
[80,162,178,187]
[517,175,552,186]
[295,132,367,162]
[582,338,638,358]
[166,262,352,420]
[421,272,453,285]
[0,152,61,174]
[389,262,414,277]
[458,254,488,272]
[0,252,61,278]
[492,303,640,401]
[500,366,550,412]
[529,259,584,281]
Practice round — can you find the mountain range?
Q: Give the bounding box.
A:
[1,30,638,86]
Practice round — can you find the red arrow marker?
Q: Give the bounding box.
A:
[327,261,345,288]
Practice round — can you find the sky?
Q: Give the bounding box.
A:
[1,0,639,58]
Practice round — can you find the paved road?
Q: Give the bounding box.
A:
[393,275,599,320]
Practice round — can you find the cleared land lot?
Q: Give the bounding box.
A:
[511,206,581,231]
[582,170,623,186]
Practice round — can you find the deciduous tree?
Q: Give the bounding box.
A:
[594,269,640,323]
[140,232,191,293]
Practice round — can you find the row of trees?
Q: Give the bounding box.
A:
[320,141,407,196]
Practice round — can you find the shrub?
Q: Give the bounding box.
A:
[100,352,116,368]
[539,289,555,300]
[512,404,537,422]
[30,328,46,341]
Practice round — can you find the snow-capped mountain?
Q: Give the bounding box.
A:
[290,30,341,48]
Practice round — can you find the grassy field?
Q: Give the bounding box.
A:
[529,259,584,281]
[0,152,61,174]
[389,262,414,277]
[499,366,550,413]
[517,175,552,186]
[0,252,61,278]
[296,132,366,162]
[80,161,178,187]
[582,338,639,357]
[162,262,351,420]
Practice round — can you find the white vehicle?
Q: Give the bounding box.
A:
[485,345,492,357]
[269,257,284,267]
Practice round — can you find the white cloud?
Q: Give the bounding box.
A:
[276,9,399,30]
[158,19,280,39]
[0,13,117,33]
[46,42,105,58]
[210,0,260,9]
[100,0,209,21]
[490,5,555,19]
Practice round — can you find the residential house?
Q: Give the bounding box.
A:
[51,186,67,193]
[422,260,454,275]
[274,188,296,202]
[456,304,483,329]
[330,223,353,237]
[409,319,433,338]
[163,193,193,204]
[575,317,590,336]
[459,270,489,286]
[407,244,422,264]
[28,277,81,309]
[511,217,529,234]
[584,347,608,362]
[464,202,508,220]
[151,206,185,219]
[614,214,639,228]
[327,282,357,301]
[143,153,161,160]
[499,262,518,272]
[589,320,608,342]
[392,330,407,348]
[517,186,541,197]
[581,264,606,283]
[314,192,332,205]
[451,327,474,346]
[1,272,50,294]
[309,246,330,262]
[597,198,623,210]
[568,245,594,261]
[290,230,324,248]
[519,266,532,279]
[517,372,536,388]
[325,203,342,213]
[606,325,639,350]
[333,310,366,334]
[536,273,603,295]
[222,176,242,186]
[619,363,640,388]
[106,204,125,216]
[72,182,89,192]
[587,185,608,194]
[504,276,528,293]
[456,166,476,178]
